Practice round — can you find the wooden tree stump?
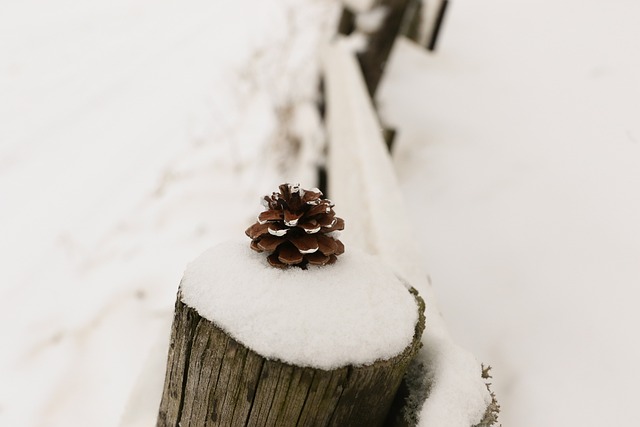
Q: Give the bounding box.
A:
[157,290,425,427]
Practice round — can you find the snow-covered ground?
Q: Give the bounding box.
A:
[379,1,640,426]
[2,0,639,426]
[0,1,336,425]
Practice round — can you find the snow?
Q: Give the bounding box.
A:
[180,240,419,370]
[355,7,388,34]
[268,228,288,237]
[413,338,489,426]
[341,0,377,13]
[378,1,640,426]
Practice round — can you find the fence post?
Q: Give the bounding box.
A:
[157,291,424,426]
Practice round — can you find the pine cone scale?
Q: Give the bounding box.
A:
[289,234,319,254]
[302,188,322,203]
[317,213,336,227]
[307,202,332,217]
[299,220,321,234]
[284,210,304,227]
[250,240,263,252]
[316,234,339,256]
[267,223,288,237]
[258,210,283,223]
[306,252,330,265]
[267,253,287,268]
[246,222,270,239]
[257,235,284,252]
[278,243,304,265]
[322,217,345,232]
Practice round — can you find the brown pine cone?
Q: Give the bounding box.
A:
[245,183,345,269]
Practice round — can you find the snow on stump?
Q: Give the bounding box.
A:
[157,241,425,426]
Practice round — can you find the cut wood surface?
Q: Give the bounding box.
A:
[157,291,425,427]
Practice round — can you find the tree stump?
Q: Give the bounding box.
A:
[157,289,425,427]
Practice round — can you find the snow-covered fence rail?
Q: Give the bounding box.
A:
[322,40,498,426]
[337,0,450,96]
[343,0,412,97]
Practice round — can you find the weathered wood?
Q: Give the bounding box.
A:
[398,0,423,42]
[158,290,425,427]
[427,0,449,51]
[337,8,356,35]
[357,0,411,97]
[383,127,397,152]
[472,366,500,427]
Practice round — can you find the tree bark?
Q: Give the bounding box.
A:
[157,290,425,427]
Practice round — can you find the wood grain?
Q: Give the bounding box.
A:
[157,289,425,427]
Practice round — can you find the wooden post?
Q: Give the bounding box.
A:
[337,8,356,35]
[398,0,424,43]
[157,290,425,427]
[356,0,411,97]
[426,0,449,51]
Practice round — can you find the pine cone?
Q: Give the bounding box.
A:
[245,183,345,269]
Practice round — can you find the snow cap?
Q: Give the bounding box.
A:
[180,240,420,369]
